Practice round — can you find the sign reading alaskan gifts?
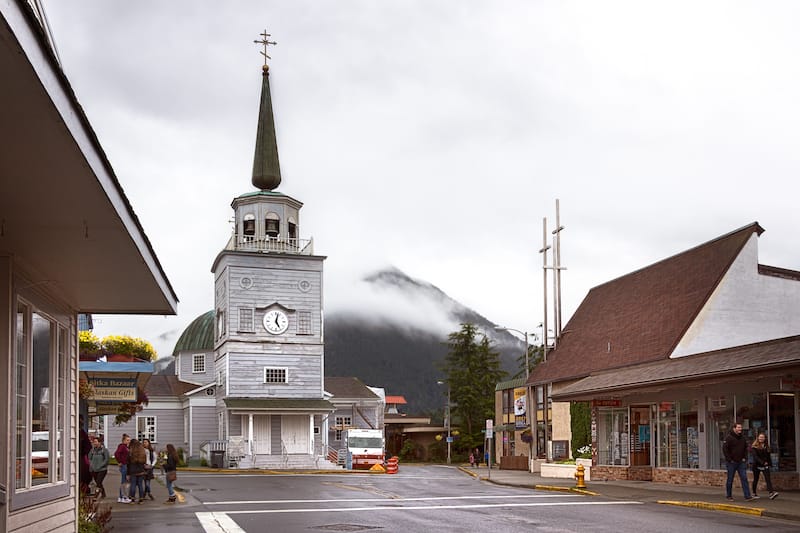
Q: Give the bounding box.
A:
[88,377,137,402]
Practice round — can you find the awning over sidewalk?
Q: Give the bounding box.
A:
[553,335,800,401]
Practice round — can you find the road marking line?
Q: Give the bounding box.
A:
[196,512,247,533]
[205,494,576,505]
[217,501,642,515]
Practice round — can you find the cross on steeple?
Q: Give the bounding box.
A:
[254,30,277,67]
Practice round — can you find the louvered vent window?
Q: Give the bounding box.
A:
[239,308,255,333]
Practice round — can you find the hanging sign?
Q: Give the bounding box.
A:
[88,377,137,402]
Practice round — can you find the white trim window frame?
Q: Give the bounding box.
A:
[334,416,352,440]
[137,415,157,443]
[192,353,205,374]
[238,307,255,333]
[263,367,288,384]
[13,298,71,509]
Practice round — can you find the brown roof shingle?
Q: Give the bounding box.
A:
[553,335,800,400]
[324,377,380,399]
[527,222,763,386]
[145,375,199,397]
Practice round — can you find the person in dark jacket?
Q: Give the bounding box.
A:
[722,422,755,501]
[79,416,92,495]
[88,436,110,499]
[163,443,179,504]
[114,433,131,503]
[127,439,147,503]
[751,432,778,499]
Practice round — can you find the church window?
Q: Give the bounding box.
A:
[238,308,255,333]
[265,212,280,237]
[137,416,157,443]
[263,367,288,384]
[216,310,226,339]
[288,219,297,240]
[297,310,312,335]
[334,416,352,440]
[192,354,205,373]
[243,214,256,238]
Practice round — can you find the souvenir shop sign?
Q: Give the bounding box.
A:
[88,377,137,402]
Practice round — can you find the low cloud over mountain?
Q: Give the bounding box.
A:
[325,267,524,415]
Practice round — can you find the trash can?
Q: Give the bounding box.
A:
[210,450,225,469]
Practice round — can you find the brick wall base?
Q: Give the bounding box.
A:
[592,465,799,490]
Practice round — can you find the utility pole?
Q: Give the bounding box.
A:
[539,218,550,362]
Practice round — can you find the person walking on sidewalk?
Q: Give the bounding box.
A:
[127,439,147,503]
[88,436,109,499]
[142,439,156,501]
[114,433,131,503]
[723,422,756,502]
[163,443,179,504]
[751,432,779,500]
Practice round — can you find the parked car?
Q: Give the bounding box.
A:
[31,431,59,475]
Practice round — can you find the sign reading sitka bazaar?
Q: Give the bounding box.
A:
[88,377,137,402]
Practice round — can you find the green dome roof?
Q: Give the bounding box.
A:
[172,310,214,356]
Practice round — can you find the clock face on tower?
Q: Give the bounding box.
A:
[263,309,289,334]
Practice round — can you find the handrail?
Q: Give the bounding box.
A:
[225,235,314,255]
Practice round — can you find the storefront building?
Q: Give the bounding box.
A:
[557,336,800,487]
[528,223,800,487]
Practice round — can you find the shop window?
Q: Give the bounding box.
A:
[597,407,629,465]
[13,300,71,507]
[502,389,513,415]
[769,392,797,472]
[657,401,698,468]
[706,394,733,470]
[735,392,767,443]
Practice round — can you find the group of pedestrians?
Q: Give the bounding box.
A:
[723,422,779,502]
[85,432,180,504]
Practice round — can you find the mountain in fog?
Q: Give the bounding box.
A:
[324,267,524,415]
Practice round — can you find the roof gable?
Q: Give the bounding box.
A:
[528,223,763,385]
[324,377,380,399]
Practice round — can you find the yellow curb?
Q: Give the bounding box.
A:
[535,485,598,496]
[658,501,764,516]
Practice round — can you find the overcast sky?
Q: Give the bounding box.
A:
[44,1,800,358]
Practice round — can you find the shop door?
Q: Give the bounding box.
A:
[630,406,653,466]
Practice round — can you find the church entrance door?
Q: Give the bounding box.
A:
[282,415,310,454]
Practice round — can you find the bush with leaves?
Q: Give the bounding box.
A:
[79,331,102,358]
[570,401,591,459]
[102,335,157,361]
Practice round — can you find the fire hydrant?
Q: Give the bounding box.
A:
[574,464,587,489]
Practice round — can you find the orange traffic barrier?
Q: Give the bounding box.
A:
[385,456,399,474]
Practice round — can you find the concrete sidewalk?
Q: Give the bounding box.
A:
[460,464,800,522]
[95,470,185,514]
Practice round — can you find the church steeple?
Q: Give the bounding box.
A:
[251,31,281,191]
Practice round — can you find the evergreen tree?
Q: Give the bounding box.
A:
[512,342,545,380]
[440,323,507,451]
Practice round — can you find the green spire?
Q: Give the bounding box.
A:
[251,64,282,190]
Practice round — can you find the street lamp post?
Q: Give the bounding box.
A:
[437,380,451,464]
[494,326,529,378]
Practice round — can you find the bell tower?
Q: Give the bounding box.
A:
[210,31,333,466]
